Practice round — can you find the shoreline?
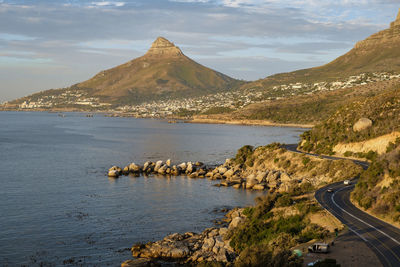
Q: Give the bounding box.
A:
[184,118,314,128]
[0,109,314,128]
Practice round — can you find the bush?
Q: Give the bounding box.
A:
[234,246,302,267]
[234,145,255,167]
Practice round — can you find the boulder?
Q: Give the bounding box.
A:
[158,165,168,175]
[280,172,291,182]
[166,159,171,166]
[121,259,157,267]
[252,184,265,190]
[154,161,163,172]
[245,177,258,189]
[233,184,241,189]
[122,166,130,175]
[129,162,142,173]
[108,166,122,177]
[218,167,228,175]
[178,162,187,171]
[202,237,215,251]
[223,169,235,178]
[353,118,373,132]
[228,217,244,230]
[256,171,267,183]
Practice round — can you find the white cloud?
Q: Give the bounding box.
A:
[90,1,125,7]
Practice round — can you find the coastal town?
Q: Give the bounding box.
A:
[5,72,400,118]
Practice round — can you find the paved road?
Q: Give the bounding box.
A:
[284,144,370,169]
[315,182,400,267]
[284,144,400,266]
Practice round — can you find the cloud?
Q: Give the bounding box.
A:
[89,1,125,7]
[0,0,399,101]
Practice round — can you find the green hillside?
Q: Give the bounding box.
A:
[298,84,400,155]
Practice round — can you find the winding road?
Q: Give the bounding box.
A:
[285,144,400,267]
[315,182,400,267]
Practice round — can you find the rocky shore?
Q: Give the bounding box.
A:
[122,209,246,266]
[111,144,363,266]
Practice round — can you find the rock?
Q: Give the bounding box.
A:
[171,165,180,176]
[245,177,258,189]
[202,237,215,251]
[353,118,373,132]
[280,172,291,182]
[186,162,195,174]
[170,246,190,258]
[228,217,244,230]
[166,159,171,166]
[122,166,130,175]
[121,259,158,267]
[108,166,122,177]
[218,167,228,175]
[205,172,213,177]
[219,227,229,238]
[194,161,204,167]
[223,169,235,178]
[154,161,163,172]
[252,184,265,190]
[158,165,168,175]
[178,162,187,171]
[213,173,223,180]
[220,181,232,187]
[129,163,142,173]
[233,184,241,189]
[256,171,267,183]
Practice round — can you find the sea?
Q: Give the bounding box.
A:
[0,111,306,266]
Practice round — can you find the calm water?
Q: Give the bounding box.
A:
[0,112,305,266]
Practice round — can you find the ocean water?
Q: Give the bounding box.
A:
[0,112,305,266]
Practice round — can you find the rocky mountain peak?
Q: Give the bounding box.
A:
[145,37,183,57]
[390,8,400,27]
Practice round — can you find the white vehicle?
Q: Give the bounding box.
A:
[308,242,330,253]
[344,180,351,185]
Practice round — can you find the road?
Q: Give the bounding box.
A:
[315,181,400,267]
[284,144,400,266]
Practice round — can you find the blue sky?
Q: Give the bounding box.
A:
[0,0,399,101]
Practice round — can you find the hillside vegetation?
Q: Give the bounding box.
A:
[223,79,399,125]
[298,85,400,155]
[351,141,400,226]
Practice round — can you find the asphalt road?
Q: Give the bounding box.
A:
[284,144,400,266]
[315,182,400,267]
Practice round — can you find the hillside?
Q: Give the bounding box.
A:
[77,37,241,103]
[351,141,400,227]
[298,83,400,155]
[243,9,400,90]
[192,78,400,125]
[8,37,242,108]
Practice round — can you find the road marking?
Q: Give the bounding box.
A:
[316,190,392,267]
[332,187,400,246]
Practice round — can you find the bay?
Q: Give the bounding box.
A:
[0,112,305,266]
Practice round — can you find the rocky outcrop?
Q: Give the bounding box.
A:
[353,118,373,132]
[145,37,183,58]
[333,131,400,155]
[129,209,246,264]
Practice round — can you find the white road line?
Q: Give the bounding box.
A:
[316,190,391,266]
[331,187,400,246]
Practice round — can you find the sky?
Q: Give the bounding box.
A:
[0,0,399,102]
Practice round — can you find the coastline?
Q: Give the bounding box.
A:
[185,118,314,128]
[0,109,314,128]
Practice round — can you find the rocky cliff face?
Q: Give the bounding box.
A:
[355,8,400,49]
[145,37,183,57]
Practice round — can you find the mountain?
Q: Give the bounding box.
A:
[77,37,241,103]
[9,37,242,108]
[244,9,400,90]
